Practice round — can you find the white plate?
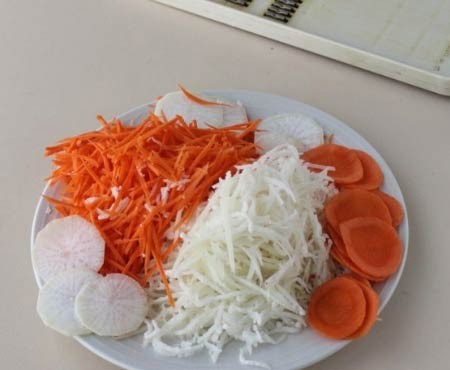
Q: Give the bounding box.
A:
[31,90,409,370]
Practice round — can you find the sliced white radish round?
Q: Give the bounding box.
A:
[75,273,148,337]
[256,132,307,154]
[32,215,105,282]
[255,113,324,154]
[155,91,224,128]
[222,101,248,125]
[37,269,101,336]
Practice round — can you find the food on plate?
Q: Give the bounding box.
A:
[307,276,366,339]
[327,226,385,281]
[144,144,335,362]
[301,144,363,184]
[343,273,371,288]
[254,113,324,154]
[324,189,392,233]
[155,86,247,128]
[155,90,222,127]
[37,269,101,336]
[32,215,105,282]
[75,273,148,337]
[344,150,383,190]
[373,190,404,228]
[324,186,403,282]
[178,85,228,107]
[179,85,248,125]
[340,217,402,279]
[343,277,379,339]
[33,88,405,367]
[44,113,259,300]
[307,275,379,339]
[223,101,248,126]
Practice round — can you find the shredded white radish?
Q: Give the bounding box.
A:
[111,186,121,199]
[95,197,129,221]
[144,144,336,367]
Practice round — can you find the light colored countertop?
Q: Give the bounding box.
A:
[1,1,449,370]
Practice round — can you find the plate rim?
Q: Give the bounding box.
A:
[30,89,409,370]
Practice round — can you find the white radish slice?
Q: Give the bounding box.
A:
[75,273,148,337]
[255,113,324,154]
[222,101,248,125]
[37,269,101,336]
[154,91,224,128]
[32,215,105,282]
[256,132,307,154]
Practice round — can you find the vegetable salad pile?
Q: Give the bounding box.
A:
[32,87,404,368]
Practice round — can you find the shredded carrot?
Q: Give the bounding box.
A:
[45,113,259,305]
[178,85,230,106]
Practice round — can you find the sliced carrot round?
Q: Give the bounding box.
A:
[301,144,363,184]
[338,275,379,338]
[340,217,402,279]
[344,150,383,190]
[326,225,346,254]
[330,246,386,282]
[327,210,396,283]
[341,273,371,288]
[325,189,392,233]
[328,227,387,282]
[307,276,366,339]
[373,190,404,228]
[346,282,379,339]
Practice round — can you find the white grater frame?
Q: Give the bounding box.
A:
[153,0,450,96]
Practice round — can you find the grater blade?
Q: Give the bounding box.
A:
[225,0,252,6]
[264,1,303,23]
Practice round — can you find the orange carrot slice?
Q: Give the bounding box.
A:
[330,244,386,282]
[326,225,346,254]
[339,274,379,338]
[301,144,363,184]
[340,273,372,289]
[373,190,404,228]
[344,150,383,190]
[307,276,366,339]
[328,224,388,281]
[346,282,379,339]
[350,275,371,288]
[340,217,402,279]
[325,189,392,233]
[178,85,228,106]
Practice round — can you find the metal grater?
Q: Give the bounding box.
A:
[264,1,303,24]
[153,0,450,95]
[228,0,302,23]
[226,0,252,6]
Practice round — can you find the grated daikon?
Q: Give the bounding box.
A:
[144,144,336,367]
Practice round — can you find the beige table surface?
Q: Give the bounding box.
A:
[1,1,450,369]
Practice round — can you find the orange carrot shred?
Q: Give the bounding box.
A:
[44,113,259,302]
[178,85,230,107]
